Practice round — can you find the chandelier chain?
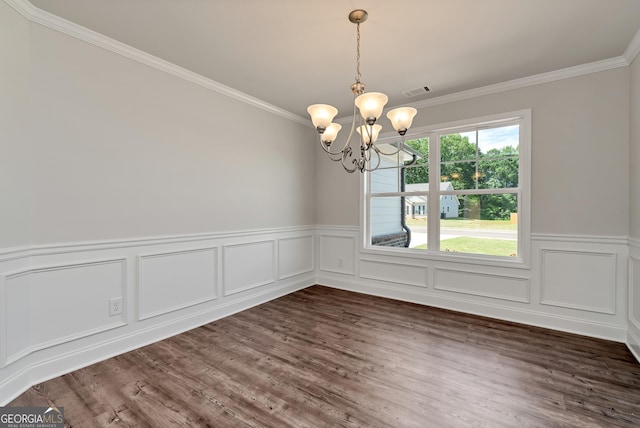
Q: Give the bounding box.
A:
[355,21,361,83]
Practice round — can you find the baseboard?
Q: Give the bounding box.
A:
[317,276,628,343]
[0,278,313,405]
[628,320,640,363]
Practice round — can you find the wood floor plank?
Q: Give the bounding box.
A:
[8,285,640,427]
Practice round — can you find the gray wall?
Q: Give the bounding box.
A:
[631,56,640,240]
[630,52,640,346]
[0,2,31,248]
[1,11,317,247]
[316,68,631,238]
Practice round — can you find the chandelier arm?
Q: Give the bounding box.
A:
[336,98,360,153]
[363,143,371,162]
[340,147,358,173]
[362,150,381,172]
[353,142,370,173]
[318,137,345,156]
[327,151,343,162]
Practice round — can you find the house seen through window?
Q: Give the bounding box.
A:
[366,111,529,260]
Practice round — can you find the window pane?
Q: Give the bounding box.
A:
[370,166,401,193]
[371,196,409,248]
[371,138,429,193]
[404,138,429,158]
[478,158,519,189]
[478,125,519,158]
[370,196,428,249]
[404,195,428,249]
[440,194,518,257]
[404,165,429,187]
[440,161,477,189]
[441,133,476,162]
[403,138,429,186]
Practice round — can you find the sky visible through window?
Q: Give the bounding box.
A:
[461,124,519,152]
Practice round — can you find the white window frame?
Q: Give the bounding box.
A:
[361,109,531,268]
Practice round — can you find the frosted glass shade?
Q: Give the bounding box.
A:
[386,107,417,133]
[357,124,382,144]
[307,104,338,130]
[322,123,342,143]
[355,92,388,122]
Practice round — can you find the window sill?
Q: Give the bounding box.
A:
[360,245,531,270]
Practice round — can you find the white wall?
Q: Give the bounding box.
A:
[628,55,640,360]
[0,1,31,249]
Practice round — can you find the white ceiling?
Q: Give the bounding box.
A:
[27,0,640,120]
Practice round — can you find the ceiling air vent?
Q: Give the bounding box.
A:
[402,86,431,98]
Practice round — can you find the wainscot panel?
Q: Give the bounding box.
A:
[540,249,616,314]
[223,240,276,296]
[138,248,218,320]
[630,255,640,330]
[629,248,640,362]
[360,259,427,288]
[433,268,529,303]
[2,273,29,368]
[278,235,314,280]
[3,259,127,366]
[319,234,356,275]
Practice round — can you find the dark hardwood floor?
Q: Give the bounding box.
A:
[9,285,640,427]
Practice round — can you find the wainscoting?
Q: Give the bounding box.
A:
[316,226,630,343]
[628,238,640,362]
[0,227,316,405]
[1,225,636,405]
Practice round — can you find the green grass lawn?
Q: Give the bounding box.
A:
[413,237,517,257]
[405,217,517,230]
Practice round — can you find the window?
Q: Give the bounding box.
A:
[365,110,530,263]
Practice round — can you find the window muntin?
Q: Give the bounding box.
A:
[366,111,528,262]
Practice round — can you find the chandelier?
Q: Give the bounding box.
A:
[307,9,418,173]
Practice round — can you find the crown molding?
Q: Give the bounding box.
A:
[624,27,640,65]
[407,56,630,111]
[3,0,310,127]
[336,55,630,123]
[5,0,639,125]
[3,0,34,18]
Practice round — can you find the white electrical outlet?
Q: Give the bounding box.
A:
[109,297,123,316]
[338,257,344,267]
